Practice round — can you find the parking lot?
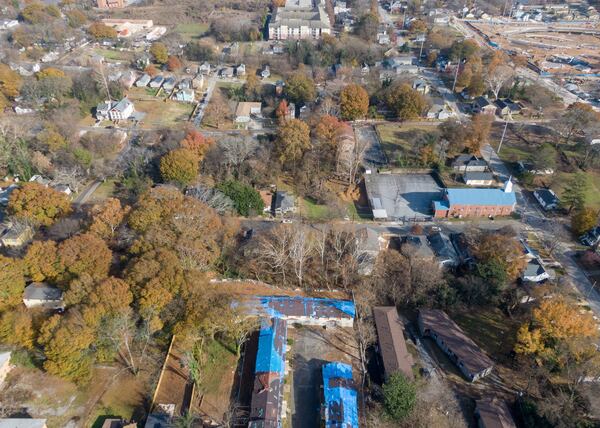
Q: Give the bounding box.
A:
[364,172,443,220]
[287,326,359,428]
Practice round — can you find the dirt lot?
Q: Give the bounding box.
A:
[286,325,360,428]
[375,123,440,168]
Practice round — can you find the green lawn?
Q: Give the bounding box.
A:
[450,308,521,362]
[300,197,335,221]
[93,48,132,62]
[551,170,600,211]
[375,124,438,168]
[175,23,210,41]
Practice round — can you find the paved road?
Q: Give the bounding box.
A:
[194,75,217,127]
[74,180,102,207]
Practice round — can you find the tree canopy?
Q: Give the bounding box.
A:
[285,72,316,105]
[160,148,200,186]
[8,182,72,226]
[340,84,369,121]
[216,180,264,217]
[383,373,417,422]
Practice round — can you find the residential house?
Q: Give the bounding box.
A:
[135,73,151,87]
[522,257,550,283]
[23,283,64,309]
[220,67,234,78]
[427,231,459,267]
[261,66,271,79]
[0,185,18,206]
[97,0,125,8]
[321,363,359,428]
[0,352,11,385]
[580,226,600,247]
[0,420,48,428]
[271,191,296,216]
[192,74,205,90]
[101,420,137,428]
[471,97,497,115]
[29,174,50,186]
[0,20,19,30]
[178,78,192,90]
[418,309,494,381]
[495,98,523,117]
[174,89,195,103]
[108,98,134,121]
[96,101,112,120]
[427,99,453,120]
[433,181,517,218]
[199,62,211,75]
[53,184,72,196]
[149,75,164,88]
[247,296,356,328]
[119,70,137,88]
[249,318,288,428]
[475,398,517,428]
[412,78,430,94]
[373,307,414,380]
[236,64,246,76]
[395,235,435,259]
[234,102,262,126]
[464,171,494,186]
[356,226,385,275]
[516,161,554,176]
[1,223,34,248]
[268,0,332,40]
[533,188,559,211]
[450,232,474,266]
[377,32,391,45]
[361,63,370,75]
[162,77,176,92]
[452,154,488,173]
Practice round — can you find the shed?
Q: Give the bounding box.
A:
[23,282,64,309]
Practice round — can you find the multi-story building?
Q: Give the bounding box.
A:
[269,0,332,40]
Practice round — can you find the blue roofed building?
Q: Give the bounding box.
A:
[249,317,288,428]
[247,296,355,328]
[321,362,359,428]
[433,181,517,218]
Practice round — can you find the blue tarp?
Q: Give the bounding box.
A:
[255,318,287,375]
[255,296,356,320]
[322,362,359,428]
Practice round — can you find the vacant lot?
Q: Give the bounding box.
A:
[376,124,439,168]
[175,23,210,41]
[131,98,195,128]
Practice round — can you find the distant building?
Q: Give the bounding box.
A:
[433,181,516,218]
[412,78,430,94]
[174,89,195,103]
[1,223,33,248]
[533,188,559,211]
[220,67,234,78]
[108,98,135,121]
[373,307,414,380]
[269,0,332,40]
[475,398,517,428]
[135,74,151,87]
[162,77,176,92]
[236,64,246,76]
[248,317,288,428]
[235,102,262,125]
[471,97,497,115]
[418,309,494,381]
[321,362,359,428]
[0,420,48,428]
[149,75,164,88]
[97,0,125,8]
[23,282,64,309]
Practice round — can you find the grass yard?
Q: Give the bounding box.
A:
[300,197,335,221]
[551,170,600,211]
[87,179,117,204]
[89,373,147,428]
[133,99,195,128]
[93,48,133,62]
[450,308,521,362]
[375,123,439,168]
[175,23,210,41]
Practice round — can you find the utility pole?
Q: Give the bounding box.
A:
[452,58,461,92]
[498,115,510,154]
[418,34,426,65]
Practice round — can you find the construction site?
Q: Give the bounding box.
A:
[467,20,600,75]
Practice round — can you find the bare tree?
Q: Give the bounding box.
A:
[221,137,258,179]
[484,65,514,100]
[186,184,235,215]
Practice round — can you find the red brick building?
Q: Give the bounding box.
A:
[433,182,517,219]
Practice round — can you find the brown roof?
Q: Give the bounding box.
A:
[419,309,493,376]
[476,399,516,428]
[373,307,414,380]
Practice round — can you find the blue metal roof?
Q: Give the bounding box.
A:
[322,362,359,428]
[445,188,516,207]
[434,200,450,211]
[255,318,287,375]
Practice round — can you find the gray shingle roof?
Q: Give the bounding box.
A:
[23,283,62,301]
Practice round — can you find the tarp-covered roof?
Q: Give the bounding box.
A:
[250,296,356,320]
[322,362,359,428]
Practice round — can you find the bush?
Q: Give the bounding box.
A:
[382,373,416,422]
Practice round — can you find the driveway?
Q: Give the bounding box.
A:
[355,125,388,169]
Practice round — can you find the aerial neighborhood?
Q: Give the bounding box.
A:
[1,0,600,427]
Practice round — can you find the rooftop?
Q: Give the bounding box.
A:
[23,283,62,301]
[440,188,516,208]
[248,296,355,321]
[373,307,414,380]
[322,362,359,428]
[419,309,494,376]
[464,171,494,181]
[0,420,48,428]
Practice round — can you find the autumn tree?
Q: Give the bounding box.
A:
[88,22,118,39]
[150,42,169,64]
[465,113,494,155]
[515,298,597,363]
[276,119,311,167]
[571,207,598,235]
[58,233,112,282]
[408,19,427,35]
[37,124,67,152]
[243,72,261,101]
[449,39,480,62]
[275,100,290,123]
[8,182,72,226]
[167,56,182,72]
[0,255,26,311]
[0,63,22,106]
[471,228,526,281]
[66,9,87,28]
[561,173,589,213]
[89,198,130,240]
[285,72,316,106]
[554,103,600,146]
[24,240,63,283]
[144,64,159,77]
[160,148,200,186]
[385,83,428,121]
[180,130,213,160]
[340,84,369,121]
[314,115,343,147]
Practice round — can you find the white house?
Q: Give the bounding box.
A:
[23,283,64,309]
[235,102,262,124]
[533,188,559,211]
[108,98,134,121]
